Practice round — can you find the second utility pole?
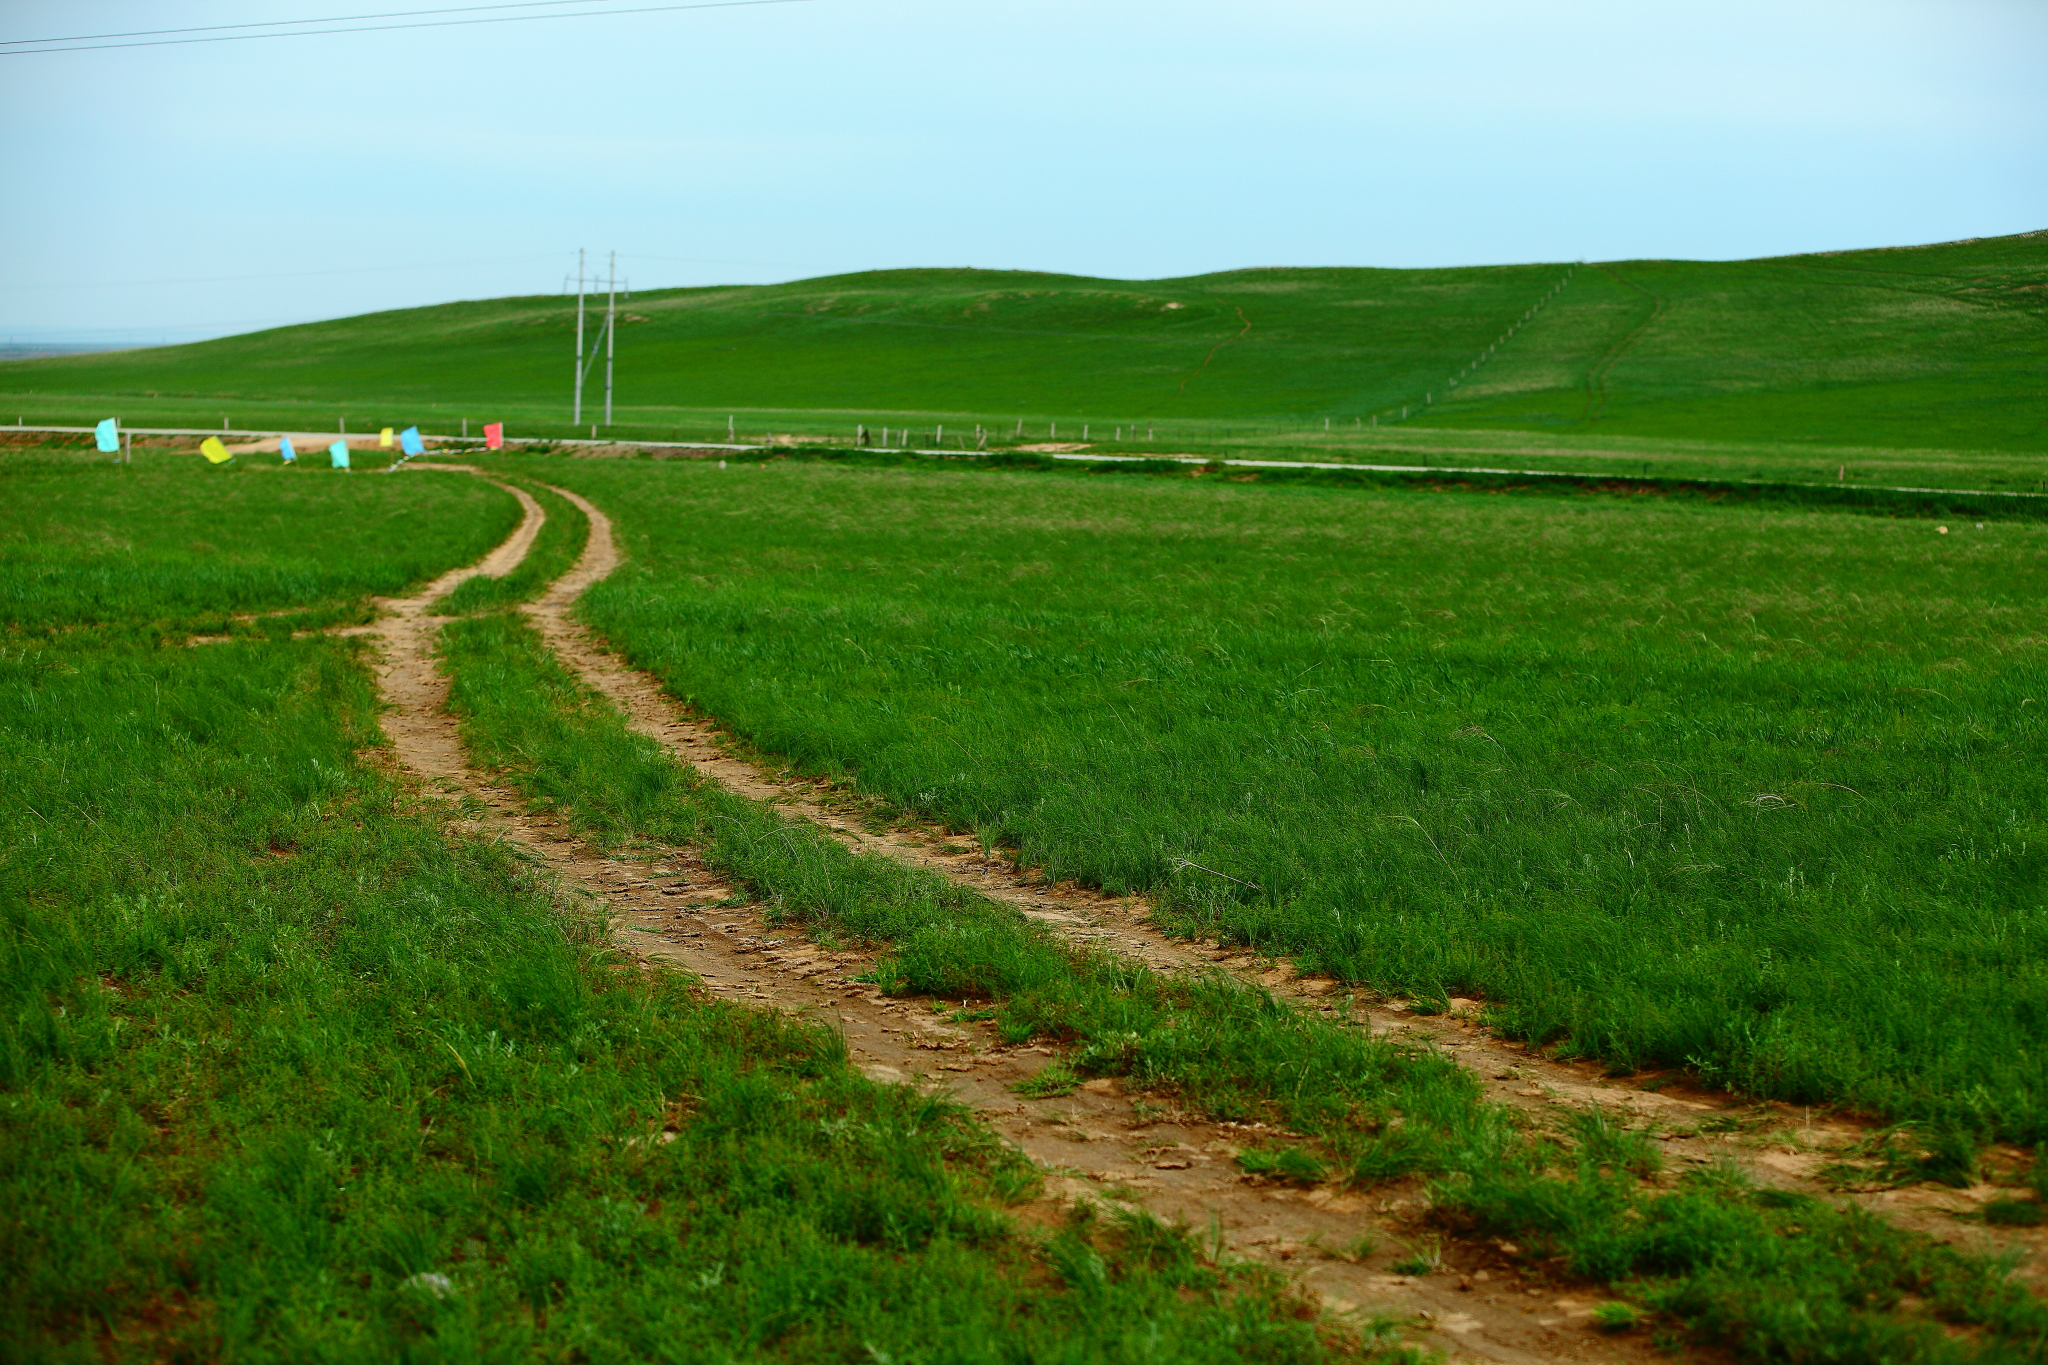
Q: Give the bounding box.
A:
[604,249,617,427]
[572,248,586,424]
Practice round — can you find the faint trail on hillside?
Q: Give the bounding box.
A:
[1179,306,1253,393]
[1579,264,1664,425]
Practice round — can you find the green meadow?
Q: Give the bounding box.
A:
[0,446,513,634]
[3,230,2041,487]
[433,577,2048,1365]
[0,450,1360,1362]
[12,446,2048,1360]
[539,454,2048,1141]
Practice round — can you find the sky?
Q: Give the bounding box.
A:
[2,0,2043,344]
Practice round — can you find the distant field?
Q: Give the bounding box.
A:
[2,231,2041,486]
[544,453,2048,1139]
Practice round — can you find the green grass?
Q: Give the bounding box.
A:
[0,445,516,636]
[0,451,1366,1362]
[433,566,2048,1365]
[523,455,2048,1144]
[439,608,1490,1137]
[4,231,2041,487]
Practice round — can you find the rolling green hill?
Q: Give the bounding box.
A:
[5,231,2043,473]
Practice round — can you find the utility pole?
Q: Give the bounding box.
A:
[573,248,586,424]
[605,249,616,427]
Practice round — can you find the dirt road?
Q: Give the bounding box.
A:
[358,467,2042,1361]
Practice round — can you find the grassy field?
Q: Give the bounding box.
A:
[1,448,1362,1362]
[0,444,514,636]
[530,453,2048,1143]
[436,595,2048,1365]
[3,231,2041,487]
[16,445,2048,1360]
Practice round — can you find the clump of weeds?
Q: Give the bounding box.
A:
[1237,1145,1328,1186]
[1013,1061,1081,1098]
[1982,1199,2044,1228]
[1387,1239,1443,1276]
[1593,1301,1644,1333]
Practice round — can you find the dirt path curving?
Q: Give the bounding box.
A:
[350,473,2043,1364]
[341,476,1675,1362]
[519,479,2048,1281]
[361,470,546,788]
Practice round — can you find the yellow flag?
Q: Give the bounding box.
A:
[200,437,232,464]
[379,427,394,448]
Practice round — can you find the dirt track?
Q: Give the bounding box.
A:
[360,468,2044,1361]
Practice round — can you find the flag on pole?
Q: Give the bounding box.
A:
[279,436,296,463]
[399,426,424,457]
[329,441,351,469]
[95,418,119,453]
[483,422,503,451]
[200,437,232,464]
[379,427,394,448]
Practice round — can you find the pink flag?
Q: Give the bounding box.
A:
[483,422,503,451]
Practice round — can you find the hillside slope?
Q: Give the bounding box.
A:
[4,232,2043,452]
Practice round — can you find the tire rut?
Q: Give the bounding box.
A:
[353,470,2042,1364]
[518,478,2048,1283]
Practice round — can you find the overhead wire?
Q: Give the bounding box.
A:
[1,0,814,56]
[0,0,614,48]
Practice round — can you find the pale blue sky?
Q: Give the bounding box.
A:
[2,0,2043,343]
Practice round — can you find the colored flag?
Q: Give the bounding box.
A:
[279,436,296,463]
[95,418,119,452]
[379,427,394,448]
[399,426,424,457]
[200,437,232,464]
[483,422,503,451]
[329,441,351,469]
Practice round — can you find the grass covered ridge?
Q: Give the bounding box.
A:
[4,231,2041,459]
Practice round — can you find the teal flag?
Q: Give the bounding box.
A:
[329,441,351,470]
[279,436,296,462]
[95,418,118,453]
[399,426,424,456]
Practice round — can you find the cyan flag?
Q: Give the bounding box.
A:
[279,436,296,462]
[330,441,351,469]
[95,418,118,452]
[399,426,424,456]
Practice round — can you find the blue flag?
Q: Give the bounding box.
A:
[279,436,296,463]
[330,441,351,470]
[399,426,424,456]
[95,418,119,453]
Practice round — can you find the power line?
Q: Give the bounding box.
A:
[1,0,814,56]
[0,0,612,48]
